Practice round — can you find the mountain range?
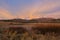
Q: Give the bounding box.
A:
[0,18,60,23]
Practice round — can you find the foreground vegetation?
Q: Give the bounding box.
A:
[0,23,60,40]
[0,17,60,40]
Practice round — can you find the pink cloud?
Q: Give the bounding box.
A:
[0,0,60,19]
[17,1,60,19]
[0,8,16,19]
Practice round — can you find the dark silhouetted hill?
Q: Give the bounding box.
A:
[0,18,60,23]
[29,18,60,23]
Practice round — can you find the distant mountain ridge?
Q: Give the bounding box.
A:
[0,18,60,23]
[29,18,60,23]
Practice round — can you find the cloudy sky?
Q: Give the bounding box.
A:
[0,0,60,19]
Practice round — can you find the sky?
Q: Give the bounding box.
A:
[0,0,60,19]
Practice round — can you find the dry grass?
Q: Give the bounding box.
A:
[0,23,60,40]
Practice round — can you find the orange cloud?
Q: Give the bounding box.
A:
[0,0,60,19]
[17,1,60,19]
[0,8,16,19]
[0,1,16,19]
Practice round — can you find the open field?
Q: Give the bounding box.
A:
[0,23,60,40]
[0,23,60,28]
